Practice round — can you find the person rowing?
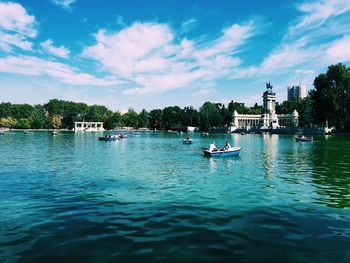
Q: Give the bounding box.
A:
[209,141,217,152]
[224,141,231,150]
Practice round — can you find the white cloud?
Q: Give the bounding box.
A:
[180,18,197,33]
[326,35,350,63]
[83,21,255,95]
[0,31,33,51]
[0,55,120,86]
[0,2,36,52]
[51,0,76,10]
[231,0,350,82]
[40,39,70,58]
[83,23,174,75]
[290,0,350,33]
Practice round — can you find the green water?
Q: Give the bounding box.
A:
[0,132,349,262]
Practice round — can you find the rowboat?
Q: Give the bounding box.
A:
[98,135,119,141]
[295,136,313,142]
[118,133,128,138]
[183,138,193,144]
[203,146,241,157]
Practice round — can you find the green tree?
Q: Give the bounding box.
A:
[106,111,123,130]
[122,108,139,128]
[181,106,200,127]
[0,102,13,118]
[31,105,46,129]
[149,109,163,130]
[85,105,109,122]
[162,106,181,130]
[199,102,223,131]
[44,99,67,116]
[310,63,350,130]
[138,109,149,128]
[228,100,246,114]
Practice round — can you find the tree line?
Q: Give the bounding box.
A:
[1,63,349,131]
[0,99,262,131]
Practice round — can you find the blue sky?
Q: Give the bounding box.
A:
[0,0,350,111]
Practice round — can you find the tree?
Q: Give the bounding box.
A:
[149,109,163,130]
[310,63,350,130]
[181,106,200,127]
[228,100,246,114]
[44,99,66,116]
[162,106,181,129]
[122,108,139,128]
[31,105,46,129]
[105,111,122,130]
[138,109,149,128]
[51,115,62,129]
[0,117,17,128]
[199,102,223,131]
[0,103,13,118]
[85,105,108,122]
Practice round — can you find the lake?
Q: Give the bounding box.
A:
[0,131,350,262]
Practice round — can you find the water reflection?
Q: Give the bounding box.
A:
[262,134,279,180]
[309,136,350,208]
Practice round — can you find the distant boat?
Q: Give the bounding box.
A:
[240,132,246,135]
[295,135,313,142]
[23,130,32,134]
[98,134,119,141]
[183,138,193,144]
[203,146,241,157]
[118,133,128,138]
[52,130,58,135]
[201,132,209,136]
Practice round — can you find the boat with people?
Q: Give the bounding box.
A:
[295,135,313,142]
[118,133,128,138]
[203,146,242,157]
[98,134,119,141]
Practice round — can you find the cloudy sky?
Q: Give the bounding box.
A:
[0,0,350,111]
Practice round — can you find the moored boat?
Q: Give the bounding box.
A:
[203,146,242,157]
[295,136,313,142]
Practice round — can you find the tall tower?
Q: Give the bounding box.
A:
[287,83,307,100]
[261,82,279,129]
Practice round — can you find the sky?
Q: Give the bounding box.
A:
[0,0,350,112]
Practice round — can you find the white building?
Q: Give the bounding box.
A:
[230,83,299,131]
[74,122,104,131]
[287,83,307,101]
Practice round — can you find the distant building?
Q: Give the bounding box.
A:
[74,122,104,131]
[230,83,299,131]
[287,83,307,101]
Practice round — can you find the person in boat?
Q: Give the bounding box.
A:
[209,141,217,152]
[224,141,231,150]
